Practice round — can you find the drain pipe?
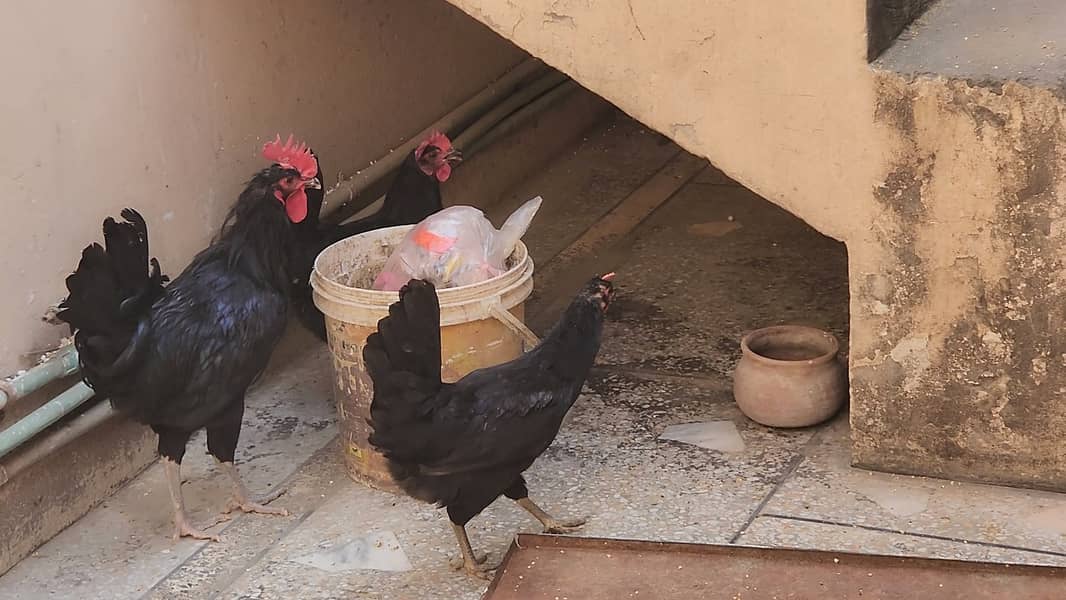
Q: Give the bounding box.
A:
[448,71,568,150]
[0,381,95,460]
[0,401,115,486]
[322,57,549,224]
[456,80,580,157]
[0,344,79,411]
[325,69,576,225]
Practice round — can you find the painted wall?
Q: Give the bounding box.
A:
[443,0,1066,489]
[0,0,525,375]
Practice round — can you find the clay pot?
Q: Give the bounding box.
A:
[733,325,847,428]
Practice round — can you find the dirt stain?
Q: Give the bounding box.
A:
[688,220,742,237]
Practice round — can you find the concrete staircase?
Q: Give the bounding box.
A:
[444,0,1066,490]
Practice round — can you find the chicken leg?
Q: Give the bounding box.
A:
[162,458,223,542]
[219,461,289,516]
[515,497,587,534]
[450,523,495,580]
[206,406,288,518]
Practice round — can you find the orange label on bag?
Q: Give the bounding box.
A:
[412,228,456,253]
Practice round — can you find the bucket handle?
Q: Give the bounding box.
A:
[486,300,541,351]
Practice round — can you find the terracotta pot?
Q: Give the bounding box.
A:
[733,325,847,428]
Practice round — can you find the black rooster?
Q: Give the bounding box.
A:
[290,132,462,341]
[364,273,615,578]
[57,135,321,541]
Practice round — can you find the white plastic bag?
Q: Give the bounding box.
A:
[372,196,542,291]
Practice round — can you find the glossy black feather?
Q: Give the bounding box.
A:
[58,166,297,436]
[365,277,609,525]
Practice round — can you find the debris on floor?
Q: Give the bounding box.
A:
[658,420,746,454]
[292,531,412,573]
[687,219,742,237]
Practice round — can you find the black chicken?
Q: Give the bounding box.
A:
[57,135,321,541]
[290,132,462,341]
[364,273,615,578]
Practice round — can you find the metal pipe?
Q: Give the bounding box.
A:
[0,381,95,459]
[321,57,548,224]
[0,401,117,486]
[459,80,580,157]
[452,72,569,151]
[330,74,579,225]
[0,344,79,411]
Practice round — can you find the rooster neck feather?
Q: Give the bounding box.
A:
[209,168,296,293]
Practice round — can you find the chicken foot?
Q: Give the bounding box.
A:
[515,497,587,534]
[163,458,223,542]
[219,461,289,517]
[450,523,496,580]
[449,552,490,570]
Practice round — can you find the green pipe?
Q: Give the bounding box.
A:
[0,381,95,459]
[0,345,80,410]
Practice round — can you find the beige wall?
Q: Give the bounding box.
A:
[447,0,880,242]
[444,0,1066,489]
[0,0,524,375]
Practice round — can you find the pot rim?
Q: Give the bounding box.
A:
[740,325,840,368]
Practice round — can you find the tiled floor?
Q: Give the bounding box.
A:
[3,114,1065,600]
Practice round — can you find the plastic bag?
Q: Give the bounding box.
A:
[372,196,542,291]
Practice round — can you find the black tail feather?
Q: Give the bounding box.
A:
[375,280,443,381]
[57,209,167,390]
[365,279,444,453]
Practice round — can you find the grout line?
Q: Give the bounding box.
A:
[756,513,1066,560]
[728,426,832,545]
[729,454,805,545]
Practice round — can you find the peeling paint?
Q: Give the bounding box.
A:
[855,73,1066,490]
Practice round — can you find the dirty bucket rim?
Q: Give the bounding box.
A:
[311,224,530,298]
[310,224,534,326]
[740,325,839,367]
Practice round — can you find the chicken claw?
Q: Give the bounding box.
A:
[466,565,495,581]
[515,497,587,534]
[173,512,224,543]
[456,558,495,580]
[220,463,290,517]
[541,515,588,535]
[447,549,488,571]
[447,549,492,575]
[223,487,289,517]
[450,523,497,580]
[224,498,289,517]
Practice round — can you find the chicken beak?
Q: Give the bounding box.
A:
[305,177,322,190]
[444,148,463,165]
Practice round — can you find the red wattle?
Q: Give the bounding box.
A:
[285,188,308,223]
[435,163,452,182]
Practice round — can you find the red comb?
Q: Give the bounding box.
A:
[261,134,317,179]
[601,272,616,281]
[415,131,452,160]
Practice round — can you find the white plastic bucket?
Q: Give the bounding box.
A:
[310,224,536,489]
